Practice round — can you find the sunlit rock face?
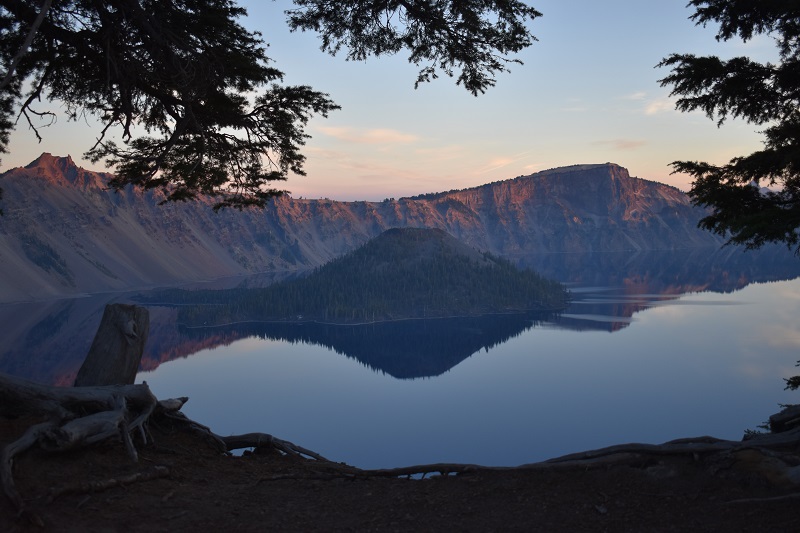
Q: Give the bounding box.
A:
[406,163,720,254]
[0,155,720,302]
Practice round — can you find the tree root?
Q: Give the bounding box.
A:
[6,367,800,522]
[726,492,800,505]
[221,432,330,461]
[47,465,170,502]
[356,430,800,480]
[0,372,159,518]
[1,371,333,520]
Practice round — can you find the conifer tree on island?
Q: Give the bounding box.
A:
[0,0,541,209]
[659,1,800,252]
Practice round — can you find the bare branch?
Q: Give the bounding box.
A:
[0,0,52,91]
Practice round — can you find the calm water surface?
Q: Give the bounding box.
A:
[138,275,800,469]
[4,248,800,469]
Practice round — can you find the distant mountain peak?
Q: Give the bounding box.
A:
[25,152,75,174]
[26,152,74,169]
[15,152,106,188]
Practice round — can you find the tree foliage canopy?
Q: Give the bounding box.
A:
[658,0,800,252]
[0,0,541,209]
[286,0,542,95]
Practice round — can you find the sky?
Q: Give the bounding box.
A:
[0,0,779,201]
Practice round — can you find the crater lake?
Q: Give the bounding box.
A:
[3,246,800,468]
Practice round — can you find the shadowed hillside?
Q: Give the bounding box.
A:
[139,227,569,325]
[0,154,722,303]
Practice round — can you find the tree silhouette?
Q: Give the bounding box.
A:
[659,1,800,252]
[0,0,541,209]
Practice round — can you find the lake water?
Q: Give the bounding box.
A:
[3,247,800,469]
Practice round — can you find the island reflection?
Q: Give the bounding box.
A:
[3,246,800,384]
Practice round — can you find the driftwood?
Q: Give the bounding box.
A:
[74,303,150,386]
[221,432,329,461]
[0,372,159,516]
[0,301,333,520]
[0,371,329,521]
[4,364,800,520]
[5,297,800,519]
[354,427,800,480]
[151,406,329,460]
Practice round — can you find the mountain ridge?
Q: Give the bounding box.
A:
[0,153,723,303]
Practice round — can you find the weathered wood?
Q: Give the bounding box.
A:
[1,421,54,514]
[1,367,331,519]
[221,433,329,461]
[74,304,150,386]
[0,372,158,517]
[357,431,800,480]
[0,372,156,420]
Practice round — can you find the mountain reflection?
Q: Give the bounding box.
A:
[178,314,549,379]
[514,245,800,295]
[3,246,800,384]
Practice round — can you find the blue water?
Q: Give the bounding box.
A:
[4,248,800,469]
[137,277,800,469]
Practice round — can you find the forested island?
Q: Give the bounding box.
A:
[137,228,569,326]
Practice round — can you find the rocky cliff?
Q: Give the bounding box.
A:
[0,154,722,302]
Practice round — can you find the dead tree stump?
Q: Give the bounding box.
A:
[73,304,149,386]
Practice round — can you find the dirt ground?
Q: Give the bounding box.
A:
[3,414,800,532]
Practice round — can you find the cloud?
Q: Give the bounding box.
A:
[522,163,545,172]
[316,126,419,145]
[593,139,647,151]
[476,150,535,174]
[414,144,467,162]
[644,97,675,115]
[624,91,647,101]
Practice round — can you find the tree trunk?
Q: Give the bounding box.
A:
[74,304,149,386]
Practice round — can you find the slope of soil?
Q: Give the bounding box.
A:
[2,416,800,532]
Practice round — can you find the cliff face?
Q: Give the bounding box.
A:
[0,154,722,302]
[416,164,716,253]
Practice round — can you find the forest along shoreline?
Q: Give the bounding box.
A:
[133,228,571,327]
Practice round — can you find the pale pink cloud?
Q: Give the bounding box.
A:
[316,126,419,144]
[414,144,467,162]
[624,91,647,101]
[522,163,546,173]
[644,98,675,115]
[476,151,535,174]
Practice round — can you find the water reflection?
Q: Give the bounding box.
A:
[179,313,551,379]
[2,246,800,385]
[514,245,800,294]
